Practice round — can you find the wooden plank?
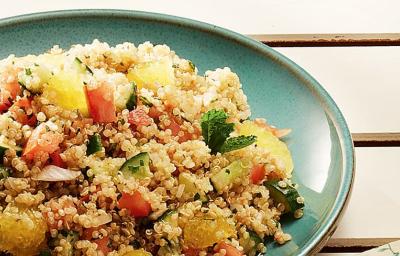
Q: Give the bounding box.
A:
[321,238,399,253]
[352,133,400,147]
[275,47,400,132]
[332,148,400,238]
[249,33,400,47]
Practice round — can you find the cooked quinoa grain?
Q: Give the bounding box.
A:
[0,40,304,256]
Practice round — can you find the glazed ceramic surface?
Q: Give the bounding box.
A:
[0,10,354,255]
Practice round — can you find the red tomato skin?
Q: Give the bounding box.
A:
[85,84,117,123]
[11,98,37,126]
[148,106,163,119]
[165,118,180,136]
[0,70,21,112]
[164,114,200,143]
[23,123,63,160]
[118,191,152,218]
[215,242,243,256]
[183,247,201,256]
[49,149,66,168]
[250,164,266,184]
[94,236,111,255]
[128,107,152,128]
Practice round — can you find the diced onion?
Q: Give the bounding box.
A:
[91,211,113,227]
[33,165,81,181]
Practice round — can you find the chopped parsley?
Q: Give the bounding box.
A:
[188,61,196,72]
[193,193,201,201]
[25,68,32,76]
[126,82,137,111]
[139,96,153,107]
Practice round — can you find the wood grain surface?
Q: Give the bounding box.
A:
[250,33,400,47]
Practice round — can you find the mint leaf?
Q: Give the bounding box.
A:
[220,135,257,153]
[201,109,234,154]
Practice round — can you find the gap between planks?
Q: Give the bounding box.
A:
[352,133,400,147]
[320,238,400,253]
[248,33,400,47]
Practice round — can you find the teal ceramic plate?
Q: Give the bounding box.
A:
[0,10,354,255]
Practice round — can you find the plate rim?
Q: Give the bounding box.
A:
[0,9,355,255]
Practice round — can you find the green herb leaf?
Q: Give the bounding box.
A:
[25,68,32,76]
[220,135,257,153]
[39,249,52,256]
[188,61,196,72]
[126,82,137,110]
[193,193,200,201]
[139,96,153,107]
[201,109,234,154]
[0,165,11,180]
[201,109,256,154]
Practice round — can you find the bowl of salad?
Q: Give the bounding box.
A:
[0,10,354,256]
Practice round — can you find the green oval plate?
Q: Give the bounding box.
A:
[0,10,354,256]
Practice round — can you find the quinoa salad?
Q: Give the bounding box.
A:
[0,40,304,256]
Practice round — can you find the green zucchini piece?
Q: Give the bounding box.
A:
[241,230,263,256]
[0,142,22,162]
[39,249,52,256]
[86,133,102,155]
[210,160,249,193]
[60,230,79,256]
[159,209,178,226]
[120,152,151,179]
[178,172,208,202]
[264,180,304,214]
[0,165,11,180]
[126,81,138,111]
[74,57,93,74]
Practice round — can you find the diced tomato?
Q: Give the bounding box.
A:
[165,117,181,136]
[215,242,243,256]
[10,98,37,126]
[94,236,111,255]
[11,109,36,126]
[128,107,152,129]
[82,227,99,240]
[118,191,152,218]
[183,247,201,256]
[79,186,100,204]
[49,149,66,168]
[82,226,111,255]
[85,83,116,123]
[165,117,200,143]
[0,71,21,112]
[148,106,164,119]
[80,194,90,203]
[15,98,31,108]
[23,122,63,160]
[250,164,266,184]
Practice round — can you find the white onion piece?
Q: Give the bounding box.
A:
[90,211,113,228]
[33,165,81,181]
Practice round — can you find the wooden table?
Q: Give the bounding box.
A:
[2,1,400,255]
